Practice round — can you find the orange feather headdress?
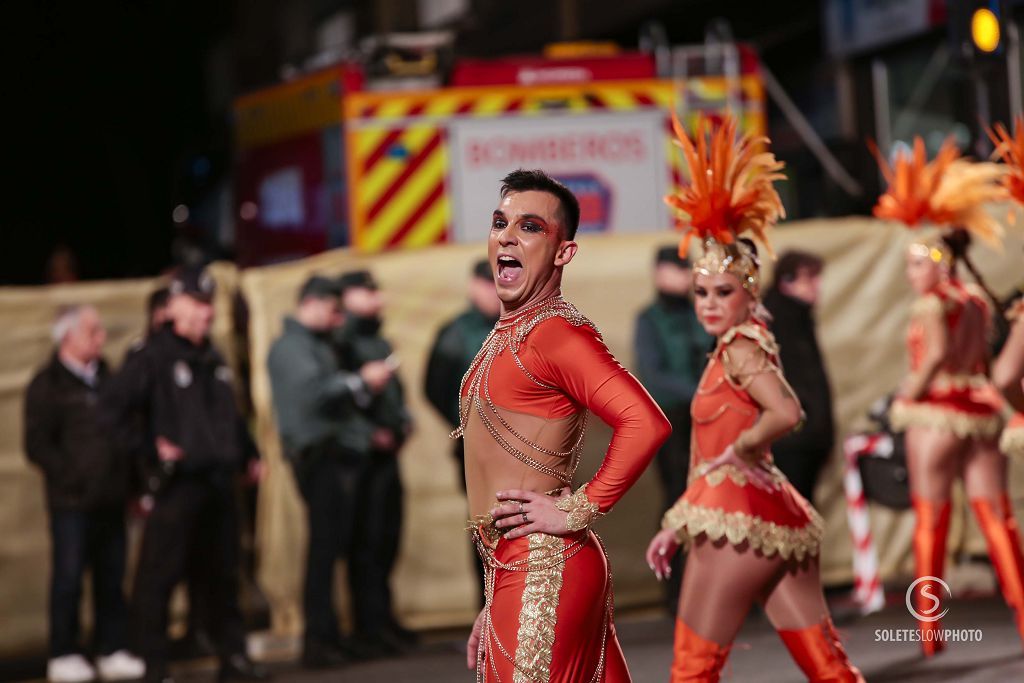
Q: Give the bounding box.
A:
[871,136,1006,260]
[987,114,1024,207]
[664,113,786,296]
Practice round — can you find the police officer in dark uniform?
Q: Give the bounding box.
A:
[101,267,268,683]
[127,285,217,661]
[335,270,414,654]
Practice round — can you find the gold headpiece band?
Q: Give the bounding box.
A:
[694,239,761,297]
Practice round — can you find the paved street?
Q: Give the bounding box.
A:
[8,596,1023,682]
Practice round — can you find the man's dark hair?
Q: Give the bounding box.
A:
[500,169,580,241]
[147,287,170,320]
[774,250,824,283]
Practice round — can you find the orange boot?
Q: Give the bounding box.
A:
[777,618,865,683]
[912,497,952,656]
[970,494,1024,647]
[670,618,731,683]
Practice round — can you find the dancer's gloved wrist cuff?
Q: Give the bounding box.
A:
[556,486,602,532]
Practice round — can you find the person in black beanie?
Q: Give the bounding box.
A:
[763,250,834,505]
[335,270,415,655]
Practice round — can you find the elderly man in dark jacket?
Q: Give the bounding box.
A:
[267,275,393,668]
[25,305,145,683]
[764,250,835,505]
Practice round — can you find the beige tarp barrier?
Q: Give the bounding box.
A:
[2,216,1023,653]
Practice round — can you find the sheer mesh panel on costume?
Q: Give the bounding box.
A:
[463,403,586,517]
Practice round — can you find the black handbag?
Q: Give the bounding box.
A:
[854,395,911,510]
[856,437,911,510]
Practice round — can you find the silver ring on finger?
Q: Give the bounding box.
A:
[521,512,529,523]
[517,501,525,514]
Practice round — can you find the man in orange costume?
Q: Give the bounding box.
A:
[457,169,671,682]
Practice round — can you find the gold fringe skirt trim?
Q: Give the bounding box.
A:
[662,499,823,562]
[1001,427,1024,458]
[890,402,1004,439]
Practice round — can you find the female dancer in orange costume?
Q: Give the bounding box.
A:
[645,116,863,683]
[871,136,1024,656]
[995,295,1024,458]
[459,169,671,682]
[990,116,1024,457]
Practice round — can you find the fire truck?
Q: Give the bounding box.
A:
[231,41,766,265]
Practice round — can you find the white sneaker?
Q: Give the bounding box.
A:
[96,651,146,681]
[47,654,97,683]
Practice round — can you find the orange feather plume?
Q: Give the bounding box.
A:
[871,136,1006,247]
[988,114,1024,206]
[664,113,786,258]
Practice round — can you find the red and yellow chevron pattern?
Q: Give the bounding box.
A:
[344,81,677,251]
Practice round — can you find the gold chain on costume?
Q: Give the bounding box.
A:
[451,294,597,485]
[687,325,784,469]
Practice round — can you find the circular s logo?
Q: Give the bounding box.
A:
[906,576,951,622]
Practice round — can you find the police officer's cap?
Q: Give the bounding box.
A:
[298,275,342,302]
[169,266,215,303]
[337,270,378,293]
[656,246,691,268]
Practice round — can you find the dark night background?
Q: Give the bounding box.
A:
[1,0,876,284]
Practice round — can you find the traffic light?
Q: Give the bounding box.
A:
[950,0,1006,62]
[971,2,1003,55]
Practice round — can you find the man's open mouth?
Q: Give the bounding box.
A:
[496,255,523,283]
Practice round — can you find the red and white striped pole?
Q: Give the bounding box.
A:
[842,433,887,615]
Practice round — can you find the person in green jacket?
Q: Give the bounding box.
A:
[335,270,415,655]
[267,276,393,669]
[424,259,500,482]
[423,259,500,605]
[633,246,712,610]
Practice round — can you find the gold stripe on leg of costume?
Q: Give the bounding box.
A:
[513,533,564,683]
